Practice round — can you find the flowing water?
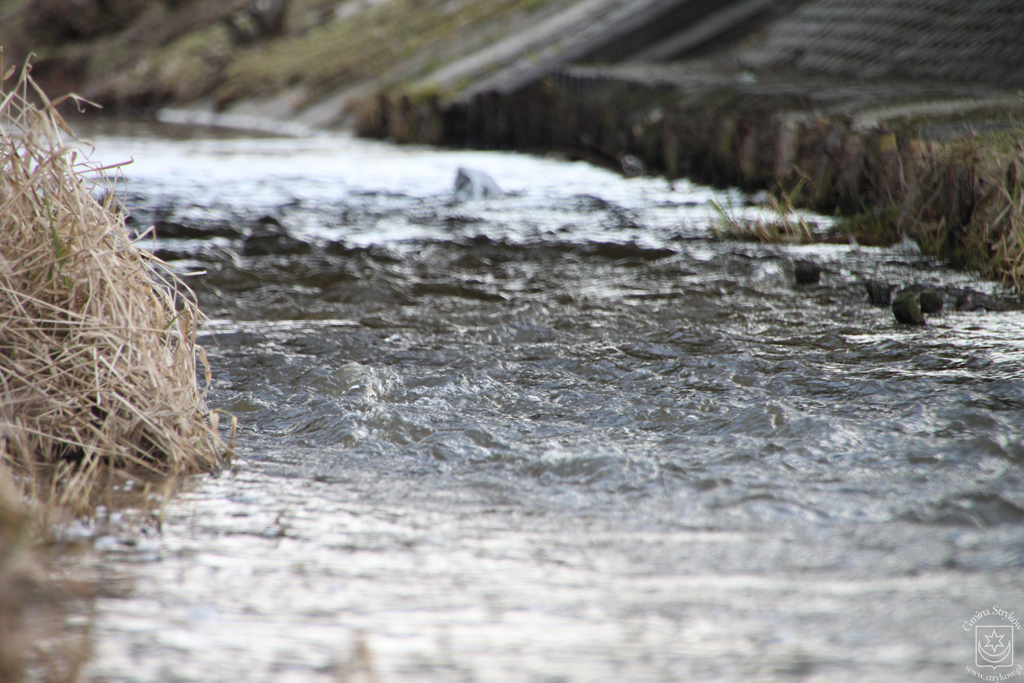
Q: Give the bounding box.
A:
[65,121,1024,682]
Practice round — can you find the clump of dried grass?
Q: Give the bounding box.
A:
[891,129,1024,289]
[968,145,1024,290]
[0,59,232,514]
[710,178,821,244]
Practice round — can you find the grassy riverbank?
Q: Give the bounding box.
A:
[0,0,563,117]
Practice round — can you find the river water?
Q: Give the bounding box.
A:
[66,122,1024,682]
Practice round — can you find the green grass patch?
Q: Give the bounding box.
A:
[214,0,557,107]
[710,180,822,244]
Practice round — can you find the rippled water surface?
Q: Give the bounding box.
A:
[70,122,1024,682]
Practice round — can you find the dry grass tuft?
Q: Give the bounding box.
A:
[966,144,1024,290]
[0,58,232,515]
[710,179,821,244]
[890,129,1024,287]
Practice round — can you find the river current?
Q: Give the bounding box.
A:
[66,122,1024,682]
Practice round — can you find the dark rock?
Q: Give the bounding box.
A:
[242,218,311,256]
[573,194,617,212]
[153,219,241,240]
[365,244,404,263]
[256,215,283,228]
[865,280,894,306]
[892,291,925,325]
[954,292,976,311]
[793,259,820,284]
[954,289,1024,312]
[152,247,190,262]
[444,214,484,229]
[918,289,944,314]
[955,291,982,311]
[242,236,309,256]
[325,241,358,257]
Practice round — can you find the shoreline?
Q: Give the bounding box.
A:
[356,62,1024,290]
[5,0,1023,290]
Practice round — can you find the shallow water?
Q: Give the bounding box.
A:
[68,123,1024,682]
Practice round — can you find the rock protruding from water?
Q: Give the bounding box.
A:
[793,259,820,285]
[453,167,504,203]
[620,154,645,177]
[896,233,922,259]
[892,290,925,325]
[242,216,312,256]
[918,289,944,314]
[954,289,1024,312]
[865,280,894,306]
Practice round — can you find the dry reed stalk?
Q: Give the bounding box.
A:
[0,57,232,513]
